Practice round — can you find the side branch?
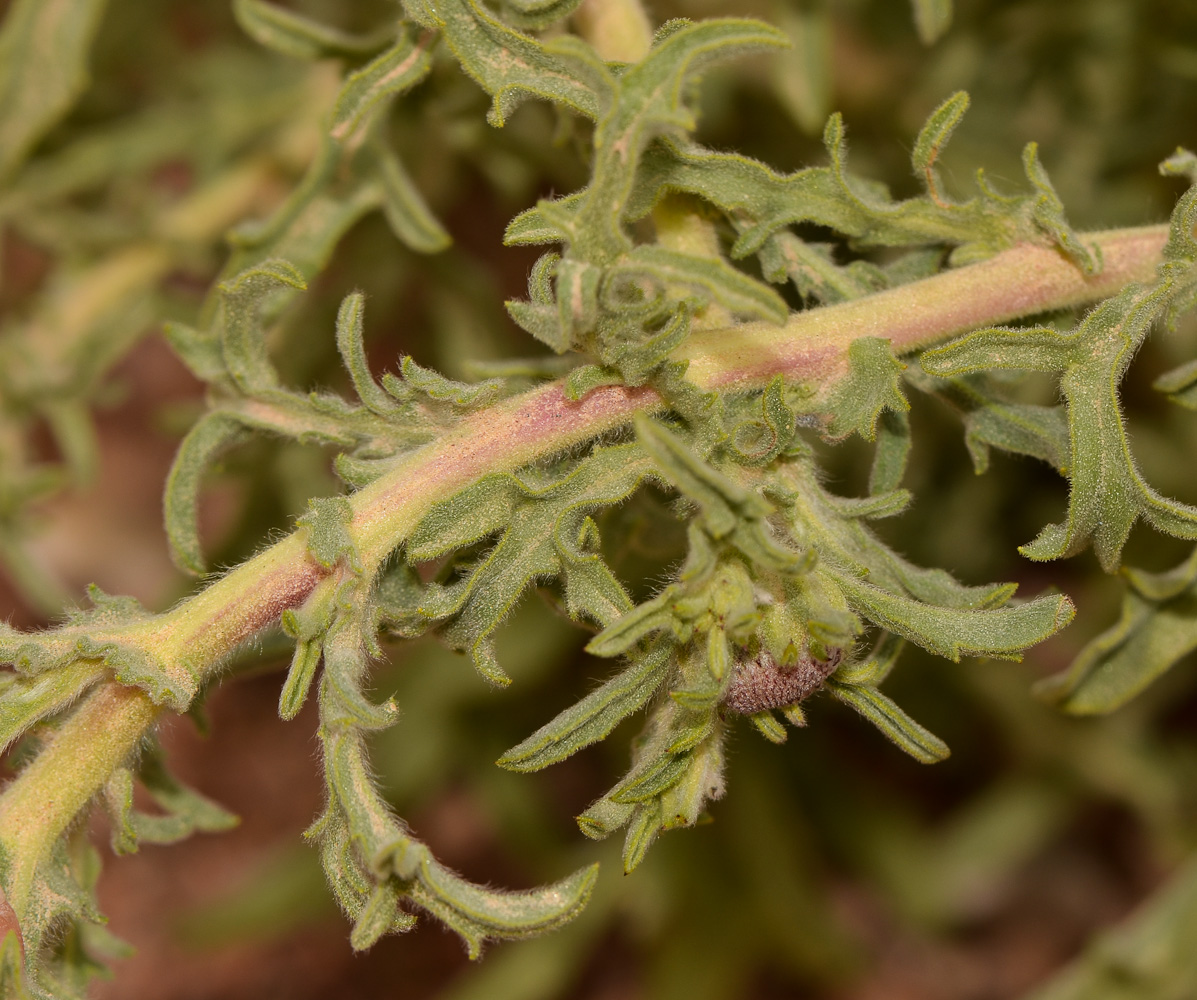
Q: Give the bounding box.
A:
[0,223,1170,917]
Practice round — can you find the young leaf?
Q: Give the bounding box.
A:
[297,495,358,571]
[822,338,909,441]
[408,857,598,958]
[411,444,654,683]
[420,0,607,125]
[233,0,394,61]
[833,572,1074,662]
[163,412,252,575]
[825,679,950,763]
[923,275,1197,570]
[217,260,307,392]
[374,140,452,254]
[497,642,673,772]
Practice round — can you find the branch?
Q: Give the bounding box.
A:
[0,221,1169,917]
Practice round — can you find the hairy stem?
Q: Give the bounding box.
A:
[0,221,1170,920]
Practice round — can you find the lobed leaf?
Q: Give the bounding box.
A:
[924,273,1197,570]
[416,0,606,125]
[822,338,909,441]
[411,444,654,682]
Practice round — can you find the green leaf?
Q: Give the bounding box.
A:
[279,638,323,721]
[825,679,950,763]
[421,0,606,126]
[1154,357,1197,410]
[822,338,909,441]
[769,1,831,137]
[924,275,1197,570]
[497,642,673,772]
[907,366,1069,474]
[1022,142,1100,275]
[624,94,1093,272]
[233,0,394,61]
[163,412,252,575]
[613,245,787,324]
[0,0,108,181]
[297,495,358,571]
[334,292,398,417]
[1023,855,1197,1000]
[834,572,1074,662]
[217,260,307,392]
[0,659,106,755]
[634,416,771,537]
[104,747,239,853]
[729,376,797,466]
[222,28,434,280]
[910,0,952,45]
[832,632,906,686]
[911,91,968,200]
[869,408,911,493]
[163,322,225,385]
[1036,549,1197,714]
[331,31,434,141]
[748,710,788,743]
[585,589,676,659]
[412,444,654,682]
[571,18,788,262]
[408,858,598,959]
[386,356,503,408]
[349,884,412,951]
[374,139,452,254]
[758,232,886,304]
[620,802,662,874]
[610,750,691,804]
[499,0,584,30]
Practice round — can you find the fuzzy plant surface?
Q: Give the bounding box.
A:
[2,0,1197,997]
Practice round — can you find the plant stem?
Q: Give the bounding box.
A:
[0,222,1171,920]
[0,686,159,915]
